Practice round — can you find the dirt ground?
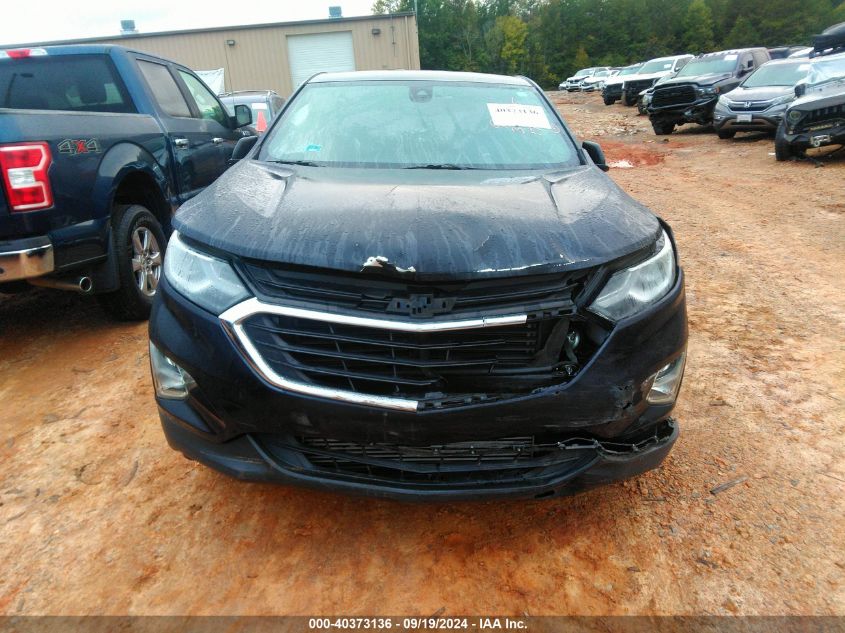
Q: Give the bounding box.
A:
[1,92,843,617]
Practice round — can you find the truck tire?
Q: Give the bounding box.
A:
[603,96,616,106]
[652,121,675,136]
[717,129,737,140]
[98,204,167,321]
[774,122,793,162]
[623,93,637,106]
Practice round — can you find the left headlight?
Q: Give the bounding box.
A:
[589,230,676,322]
[163,231,250,315]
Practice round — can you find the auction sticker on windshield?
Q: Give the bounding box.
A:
[487,103,552,129]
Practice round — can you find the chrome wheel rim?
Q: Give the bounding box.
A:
[131,227,162,297]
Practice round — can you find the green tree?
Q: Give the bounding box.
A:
[498,15,529,74]
[723,15,760,48]
[485,15,529,74]
[372,0,405,13]
[573,44,590,69]
[683,0,716,53]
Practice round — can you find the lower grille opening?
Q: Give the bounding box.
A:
[259,434,598,488]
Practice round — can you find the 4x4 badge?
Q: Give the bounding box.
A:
[57,139,102,155]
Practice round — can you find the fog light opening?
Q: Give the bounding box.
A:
[646,352,686,405]
[149,341,196,400]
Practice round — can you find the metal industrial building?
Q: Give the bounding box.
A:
[15,13,420,97]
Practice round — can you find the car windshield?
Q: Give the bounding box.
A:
[676,55,738,78]
[259,80,579,170]
[742,62,810,87]
[619,65,642,76]
[592,71,609,78]
[639,59,675,74]
[574,69,592,77]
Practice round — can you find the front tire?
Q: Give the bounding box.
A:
[98,204,167,321]
[717,129,737,140]
[774,121,793,161]
[623,93,637,106]
[603,96,616,106]
[652,121,675,136]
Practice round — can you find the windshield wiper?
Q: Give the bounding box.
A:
[268,160,322,167]
[403,163,477,170]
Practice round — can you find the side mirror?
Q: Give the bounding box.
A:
[582,141,609,172]
[229,135,258,164]
[794,83,806,98]
[233,104,253,128]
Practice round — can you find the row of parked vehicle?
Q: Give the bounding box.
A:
[563,21,845,161]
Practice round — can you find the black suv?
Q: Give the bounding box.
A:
[148,71,687,501]
[648,48,771,135]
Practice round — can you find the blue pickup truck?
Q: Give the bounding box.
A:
[0,45,254,319]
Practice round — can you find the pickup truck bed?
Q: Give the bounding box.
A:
[0,44,254,318]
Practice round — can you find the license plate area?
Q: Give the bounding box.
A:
[736,114,753,123]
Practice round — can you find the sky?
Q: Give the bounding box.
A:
[1,0,377,46]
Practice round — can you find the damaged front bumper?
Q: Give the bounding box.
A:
[159,410,679,501]
[149,261,687,500]
[649,96,718,126]
[783,123,845,151]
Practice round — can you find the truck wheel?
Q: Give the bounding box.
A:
[623,94,637,106]
[774,122,793,162]
[98,204,167,321]
[717,129,737,140]
[603,96,616,106]
[652,121,675,136]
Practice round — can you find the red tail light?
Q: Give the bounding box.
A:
[0,143,54,212]
[0,48,47,59]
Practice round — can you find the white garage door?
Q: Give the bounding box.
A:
[287,31,356,89]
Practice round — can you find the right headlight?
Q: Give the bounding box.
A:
[163,231,250,315]
[589,230,676,322]
[769,94,793,107]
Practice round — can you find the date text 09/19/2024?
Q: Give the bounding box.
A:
[308,618,528,630]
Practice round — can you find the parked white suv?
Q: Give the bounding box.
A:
[621,55,693,105]
[581,68,619,92]
[560,67,610,92]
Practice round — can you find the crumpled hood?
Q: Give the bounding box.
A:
[722,84,794,102]
[790,80,845,109]
[173,161,661,280]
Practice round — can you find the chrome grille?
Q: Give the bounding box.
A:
[240,311,569,401]
[728,99,774,112]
